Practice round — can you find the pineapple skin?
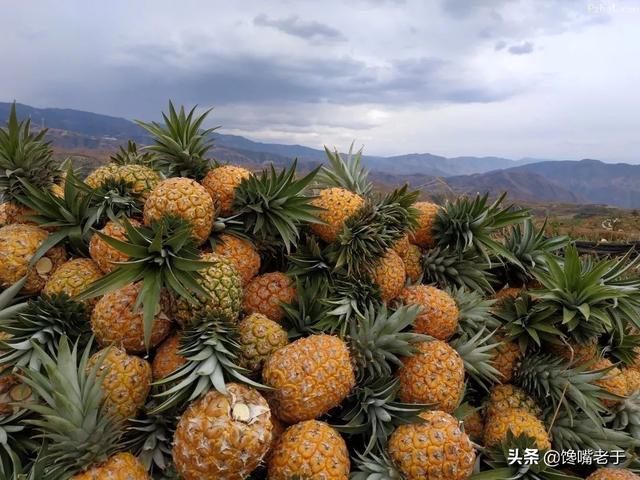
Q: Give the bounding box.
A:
[400,243,423,282]
[398,340,464,413]
[485,384,542,420]
[310,187,364,243]
[201,164,251,216]
[71,452,149,480]
[84,164,121,189]
[463,409,485,443]
[91,283,172,354]
[547,338,598,366]
[263,334,356,423]
[388,410,475,480]
[483,408,551,450]
[623,367,640,395]
[214,233,261,286]
[0,201,36,226]
[267,420,350,480]
[172,253,243,326]
[237,313,289,373]
[372,249,406,303]
[242,272,296,323]
[409,201,439,248]
[398,285,459,340]
[151,333,186,381]
[115,164,161,200]
[143,177,216,245]
[89,219,142,274]
[43,258,103,310]
[172,383,272,480]
[88,347,151,419]
[590,357,628,407]
[491,334,522,382]
[0,224,67,294]
[586,468,640,480]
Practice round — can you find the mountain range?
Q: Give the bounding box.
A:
[2,101,638,208]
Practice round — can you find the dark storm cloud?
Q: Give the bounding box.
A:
[254,14,346,41]
[508,41,534,55]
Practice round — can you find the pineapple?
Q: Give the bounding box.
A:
[91,283,172,354]
[237,313,289,373]
[483,408,551,450]
[462,409,484,442]
[310,187,365,243]
[392,234,411,257]
[409,201,439,248]
[589,357,628,407]
[399,243,422,282]
[485,384,542,420]
[397,284,459,340]
[172,383,272,480]
[85,164,121,189]
[397,340,464,413]
[144,177,215,245]
[172,252,243,326]
[547,337,598,366]
[622,367,640,394]
[88,346,152,419]
[263,334,355,423]
[371,249,405,302]
[388,410,475,480]
[0,202,35,226]
[115,164,161,200]
[587,470,640,480]
[491,333,522,382]
[151,333,186,381]
[201,164,251,215]
[243,271,296,323]
[20,337,148,478]
[0,223,67,293]
[213,233,261,286]
[268,420,349,480]
[492,286,523,305]
[89,219,142,274]
[43,257,103,310]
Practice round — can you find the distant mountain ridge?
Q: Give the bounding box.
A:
[2,101,639,208]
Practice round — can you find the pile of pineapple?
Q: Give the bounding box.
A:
[1,101,640,480]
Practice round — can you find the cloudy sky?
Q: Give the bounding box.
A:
[2,0,640,162]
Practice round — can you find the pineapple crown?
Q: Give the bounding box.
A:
[447,286,500,337]
[77,215,212,348]
[328,185,419,278]
[449,329,502,390]
[16,166,98,257]
[89,177,144,225]
[0,409,34,479]
[0,293,90,374]
[0,102,57,202]
[136,101,216,181]
[151,317,267,414]
[422,246,496,293]
[19,337,125,479]
[315,142,373,197]
[432,192,530,263]
[351,448,403,480]
[333,376,428,455]
[232,160,322,252]
[532,244,640,344]
[110,140,159,169]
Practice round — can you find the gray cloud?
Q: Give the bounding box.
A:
[254,14,345,41]
[508,41,534,55]
[494,40,506,50]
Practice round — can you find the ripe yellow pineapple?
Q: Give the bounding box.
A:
[214,234,261,286]
[0,202,36,226]
[463,409,485,442]
[88,346,151,419]
[172,383,272,480]
[590,357,628,407]
[115,164,161,200]
[371,249,406,303]
[586,468,640,480]
[43,258,103,310]
[623,367,640,395]
[484,408,551,450]
[263,334,355,423]
[172,253,243,326]
[388,410,476,480]
[400,243,422,282]
[409,201,439,248]
[491,333,522,382]
[85,164,121,189]
[268,420,350,480]
[91,283,172,353]
[397,285,459,340]
[151,333,186,381]
[397,340,464,413]
[310,187,364,243]
[143,177,216,245]
[392,234,411,257]
[484,384,542,420]
[242,272,296,323]
[237,313,289,373]
[201,164,252,215]
[71,452,149,480]
[0,224,67,294]
[89,219,142,274]
[548,338,598,366]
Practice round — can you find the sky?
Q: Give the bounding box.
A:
[2,0,640,162]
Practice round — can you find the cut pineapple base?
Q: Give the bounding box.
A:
[1,101,640,480]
